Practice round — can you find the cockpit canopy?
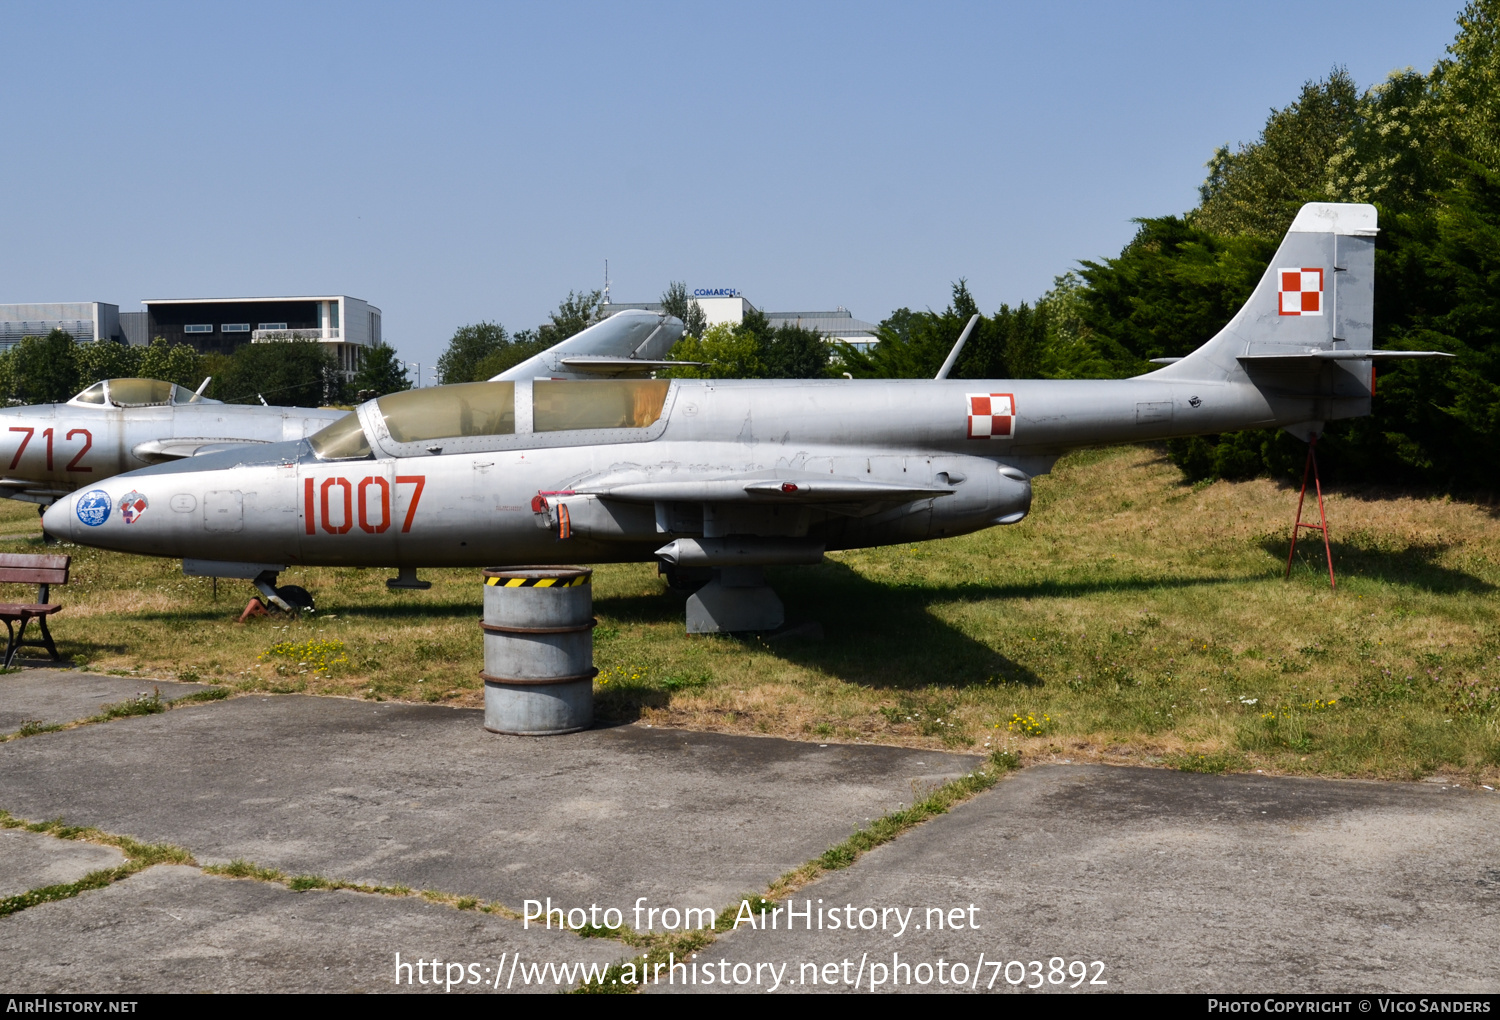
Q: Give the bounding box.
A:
[70,378,216,408]
[306,379,672,461]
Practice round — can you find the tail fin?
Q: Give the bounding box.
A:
[1149,202,1446,435]
[489,309,687,381]
[1152,202,1377,377]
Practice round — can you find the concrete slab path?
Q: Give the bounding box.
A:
[0,865,623,993]
[0,693,979,909]
[662,764,1500,994]
[0,669,213,733]
[0,828,125,899]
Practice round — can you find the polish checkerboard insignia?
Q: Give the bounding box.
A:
[967,393,1014,439]
[1278,267,1324,316]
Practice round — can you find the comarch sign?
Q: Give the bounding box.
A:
[692,288,740,298]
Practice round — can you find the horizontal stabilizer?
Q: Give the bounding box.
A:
[557,356,703,375]
[1238,349,1453,365]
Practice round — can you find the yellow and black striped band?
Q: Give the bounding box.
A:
[485,575,589,588]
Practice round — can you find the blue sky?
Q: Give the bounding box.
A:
[0,1,1465,371]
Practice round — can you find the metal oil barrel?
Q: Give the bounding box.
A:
[480,566,595,735]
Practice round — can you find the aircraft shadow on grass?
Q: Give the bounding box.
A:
[596,560,1243,693]
[1265,538,1493,593]
[117,536,1490,699]
[45,638,129,667]
[128,601,486,625]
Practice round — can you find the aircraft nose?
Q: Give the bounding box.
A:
[41,494,74,542]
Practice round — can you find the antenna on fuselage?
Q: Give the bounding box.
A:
[935,314,981,380]
[194,376,212,397]
[603,259,610,306]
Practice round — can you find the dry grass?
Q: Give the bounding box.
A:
[4,444,1498,781]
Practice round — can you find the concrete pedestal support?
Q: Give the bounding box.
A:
[685,567,785,634]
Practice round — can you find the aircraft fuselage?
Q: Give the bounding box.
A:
[42,374,1333,567]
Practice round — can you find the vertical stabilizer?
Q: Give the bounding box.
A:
[1150,202,1377,381]
[1147,202,1379,431]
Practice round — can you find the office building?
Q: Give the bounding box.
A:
[0,302,122,349]
[142,295,381,377]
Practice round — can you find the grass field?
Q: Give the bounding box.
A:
[3,444,1497,782]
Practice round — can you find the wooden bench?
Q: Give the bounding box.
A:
[0,553,69,667]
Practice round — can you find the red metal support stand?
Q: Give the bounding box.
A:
[1285,434,1336,589]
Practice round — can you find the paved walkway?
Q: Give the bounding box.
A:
[1,670,1496,993]
[0,669,212,733]
[657,764,1500,994]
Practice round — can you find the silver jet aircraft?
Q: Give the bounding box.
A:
[44,204,1447,630]
[0,309,687,508]
[494,307,689,380]
[0,378,347,507]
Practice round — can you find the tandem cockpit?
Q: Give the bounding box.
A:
[68,378,219,408]
[307,379,674,462]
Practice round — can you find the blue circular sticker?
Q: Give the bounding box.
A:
[76,489,112,527]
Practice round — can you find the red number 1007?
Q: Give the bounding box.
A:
[303,475,424,535]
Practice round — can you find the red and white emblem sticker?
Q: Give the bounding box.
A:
[967,393,1015,440]
[1278,267,1324,316]
[118,490,148,524]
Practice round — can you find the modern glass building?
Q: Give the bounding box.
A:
[141,295,381,378]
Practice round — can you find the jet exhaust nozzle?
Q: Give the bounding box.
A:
[654,538,825,567]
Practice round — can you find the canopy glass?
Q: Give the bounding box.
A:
[71,379,204,407]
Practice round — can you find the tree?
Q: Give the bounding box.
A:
[1430,0,1500,168]
[664,323,764,378]
[1325,69,1442,210]
[75,339,139,385]
[1076,217,1276,370]
[660,281,708,337]
[735,309,832,379]
[662,310,832,380]
[540,290,603,343]
[1196,69,1362,239]
[838,281,986,379]
[10,330,81,404]
[437,322,511,385]
[471,329,550,380]
[1035,272,1127,379]
[1155,2,1500,484]
[137,339,203,389]
[351,343,412,397]
[211,339,336,407]
[963,302,1049,380]
[761,321,832,378]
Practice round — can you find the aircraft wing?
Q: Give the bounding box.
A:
[132,438,273,464]
[556,356,704,377]
[576,476,954,505]
[0,478,74,505]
